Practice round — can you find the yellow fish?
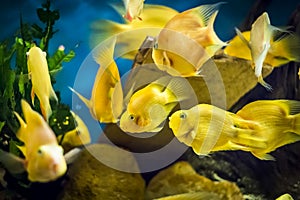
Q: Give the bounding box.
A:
[120,76,191,133]
[154,192,221,200]
[13,99,67,182]
[276,194,294,200]
[26,44,58,121]
[70,37,123,123]
[232,12,299,90]
[152,3,227,77]
[236,100,300,160]
[90,4,178,59]
[224,31,300,67]
[57,111,91,148]
[169,104,270,158]
[122,0,144,22]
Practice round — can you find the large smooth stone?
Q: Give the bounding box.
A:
[145,161,243,200]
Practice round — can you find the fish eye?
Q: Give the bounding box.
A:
[76,130,81,136]
[129,115,135,121]
[179,112,187,119]
[154,42,158,49]
[37,149,43,155]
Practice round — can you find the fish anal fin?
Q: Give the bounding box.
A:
[251,152,275,161]
[257,75,273,91]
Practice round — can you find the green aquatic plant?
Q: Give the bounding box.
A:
[0,0,76,156]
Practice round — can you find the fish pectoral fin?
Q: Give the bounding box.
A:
[251,152,275,161]
[161,76,194,102]
[148,123,165,133]
[227,141,251,151]
[0,149,26,174]
[235,130,268,149]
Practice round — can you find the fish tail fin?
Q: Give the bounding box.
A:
[93,36,117,68]
[68,87,92,109]
[90,19,126,49]
[0,149,26,174]
[271,34,300,63]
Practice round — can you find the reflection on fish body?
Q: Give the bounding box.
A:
[14,100,67,182]
[26,45,58,121]
[90,4,178,59]
[169,104,266,157]
[152,3,227,77]
[122,0,144,22]
[57,111,91,148]
[236,100,300,160]
[120,76,191,133]
[70,37,123,123]
[227,12,300,90]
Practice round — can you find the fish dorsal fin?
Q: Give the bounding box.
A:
[68,87,92,110]
[93,36,117,68]
[13,111,27,142]
[193,2,224,27]
[20,99,45,127]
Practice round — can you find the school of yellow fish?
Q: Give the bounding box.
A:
[85,1,300,163]
[1,0,300,187]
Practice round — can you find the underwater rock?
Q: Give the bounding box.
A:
[59,143,145,200]
[145,161,243,200]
